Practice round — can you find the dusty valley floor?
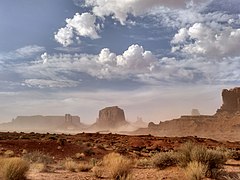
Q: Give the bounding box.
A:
[0,132,240,180]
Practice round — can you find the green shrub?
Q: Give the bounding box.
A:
[151,151,177,170]
[0,157,29,180]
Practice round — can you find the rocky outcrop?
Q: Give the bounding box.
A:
[93,106,128,130]
[57,114,87,131]
[191,109,200,116]
[134,87,240,141]
[0,114,82,132]
[219,87,240,113]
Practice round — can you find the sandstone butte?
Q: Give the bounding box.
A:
[134,87,240,141]
[90,106,129,131]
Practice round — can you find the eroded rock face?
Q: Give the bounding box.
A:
[220,87,240,112]
[96,106,128,129]
[2,115,81,131]
[141,87,240,141]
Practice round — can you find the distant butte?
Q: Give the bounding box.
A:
[90,106,129,131]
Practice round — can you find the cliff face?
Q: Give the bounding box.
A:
[138,87,240,141]
[220,88,240,112]
[94,106,128,130]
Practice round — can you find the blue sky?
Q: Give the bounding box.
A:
[0,0,239,123]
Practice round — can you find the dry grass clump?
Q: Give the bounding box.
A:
[103,152,132,180]
[30,163,47,173]
[0,157,29,180]
[64,158,77,172]
[64,159,93,172]
[23,151,53,173]
[177,142,227,179]
[150,142,228,179]
[151,151,177,170]
[23,151,53,165]
[4,150,14,157]
[92,166,104,178]
[77,162,93,172]
[137,158,152,168]
[185,161,207,180]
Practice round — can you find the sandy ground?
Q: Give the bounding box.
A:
[28,167,184,180]
[27,161,240,180]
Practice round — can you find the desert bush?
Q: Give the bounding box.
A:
[103,152,132,180]
[4,150,14,157]
[77,162,93,172]
[176,142,227,179]
[23,151,53,165]
[84,148,95,156]
[0,157,29,180]
[177,141,195,168]
[92,166,104,178]
[203,149,227,178]
[185,161,207,180]
[64,158,77,172]
[30,163,47,173]
[137,158,152,168]
[151,151,177,170]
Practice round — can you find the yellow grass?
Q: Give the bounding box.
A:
[0,157,29,180]
[103,152,132,180]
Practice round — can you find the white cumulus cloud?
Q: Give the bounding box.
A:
[11,44,239,89]
[54,27,74,47]
[84,0,208,25]
[55,12,100,46]
[172,23,240,57]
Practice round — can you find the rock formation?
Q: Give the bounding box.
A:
[133,87,240,141]
[219,87,240,112]
[93,106,128,130]
[191,109,200,116]
[57,114,86,131]
[0,114,83,132]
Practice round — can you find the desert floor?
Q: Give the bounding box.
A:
[0,132,240,180]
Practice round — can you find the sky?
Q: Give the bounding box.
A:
[0,0,239,124]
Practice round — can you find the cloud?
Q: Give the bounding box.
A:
[54,27,74,47]
[24,79,80,88]
[0,45,45,61]
[54,12,100,46]
[171,23,240,57]
[10,44,239,89]
[149,2,239,30]
[84,0,208,25]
